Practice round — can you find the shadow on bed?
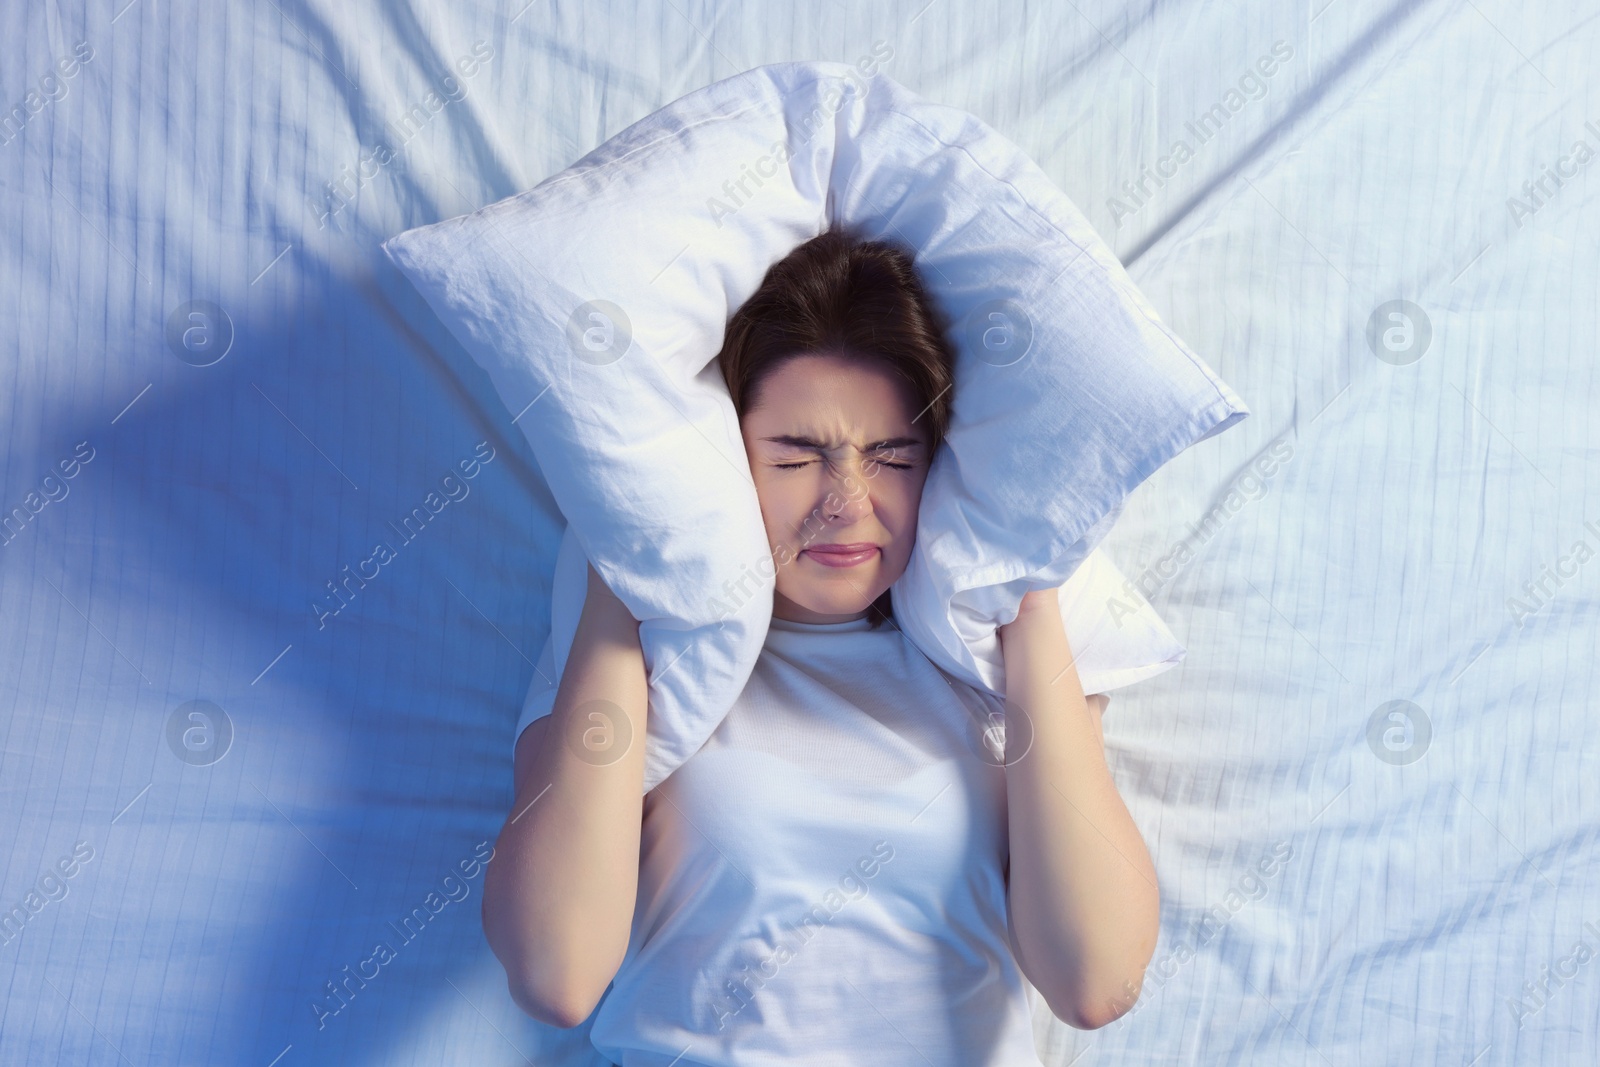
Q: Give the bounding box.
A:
[27,242,584,1063]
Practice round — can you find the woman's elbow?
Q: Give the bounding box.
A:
[484,906,605,1028]
[1046,971,1148,1031]
[1057,995,1129,1032]
[506,972,600,1030]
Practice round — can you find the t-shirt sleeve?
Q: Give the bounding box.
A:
[512,632,560,757]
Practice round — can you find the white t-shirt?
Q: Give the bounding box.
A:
[531,613,1045,1066]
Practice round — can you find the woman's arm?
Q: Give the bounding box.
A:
[481,563,649,1028]
[998,587,1160,1030]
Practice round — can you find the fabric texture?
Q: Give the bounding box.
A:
[384,59,1247,791]
[579,613,1044,1066]
[9,4,1596,1065]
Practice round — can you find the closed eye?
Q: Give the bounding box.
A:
[773,460,915,471]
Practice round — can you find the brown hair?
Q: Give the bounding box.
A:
[718,225,956,451]
[716,225,957,626]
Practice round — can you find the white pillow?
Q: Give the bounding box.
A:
[512,521,1188,754]
[382,59,1247,791]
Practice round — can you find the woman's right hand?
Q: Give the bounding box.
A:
[584,561,629,612]
[583,562,640,632]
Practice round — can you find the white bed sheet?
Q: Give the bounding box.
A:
[2,1,1594,1065]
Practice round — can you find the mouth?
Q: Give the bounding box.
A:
[801,543,880,569]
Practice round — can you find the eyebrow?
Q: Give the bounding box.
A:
[758,434,926,452]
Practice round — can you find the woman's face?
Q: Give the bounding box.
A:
[739,351,933,623]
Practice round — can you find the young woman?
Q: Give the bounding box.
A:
[482,227,1160,1065]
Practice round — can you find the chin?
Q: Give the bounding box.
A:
[782,589,874,616]
[783,573,899,619]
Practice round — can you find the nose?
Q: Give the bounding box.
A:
[821,456,874,524]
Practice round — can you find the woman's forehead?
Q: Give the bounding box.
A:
[746,360,927,443]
